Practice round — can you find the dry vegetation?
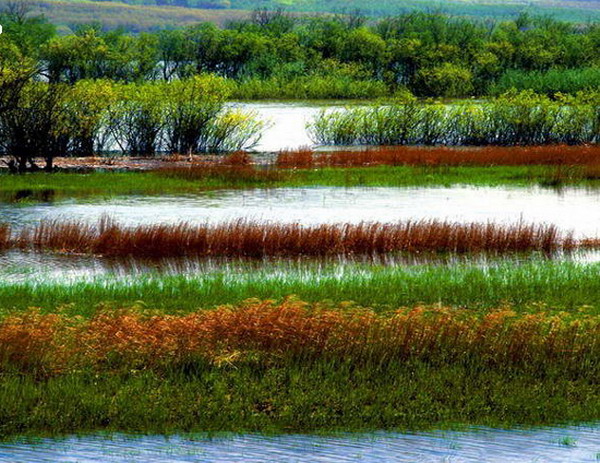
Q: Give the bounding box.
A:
[2,218,576,258]
[276,145,600,169]
[1,299,598,376]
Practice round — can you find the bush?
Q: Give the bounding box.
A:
[414,63,474,98]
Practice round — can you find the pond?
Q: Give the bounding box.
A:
[1,424,598,462]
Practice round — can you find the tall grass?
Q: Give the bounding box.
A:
[277,145,600,168]
[1,299,598,377]
[491,68,600,97]
[7,219,574,258]
[310,96,600,146]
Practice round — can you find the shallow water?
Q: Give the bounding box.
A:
[2,186,600,238]
[1,425,598,462]
[5,249,595,283]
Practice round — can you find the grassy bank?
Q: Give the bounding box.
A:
[0,165,596,202]
[2,260,600,316]
[0,300,598,438]
[3,361,597,438]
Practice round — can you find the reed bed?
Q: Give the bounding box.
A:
[309,100,600,146]
[6,219,576,258]
[277,145,600,169]
[1,299,598,377]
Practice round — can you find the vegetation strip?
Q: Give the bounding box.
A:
[1,299,598,437]
[1,219,576,258]
[309,94,600,146]
[277,145,600,168]
[2,299,598,376]
[2,261,600,315]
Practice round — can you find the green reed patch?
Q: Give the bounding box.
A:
[2,260,600,316]
[310,92,600,146]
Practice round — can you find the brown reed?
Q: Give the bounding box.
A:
[1,299,598,376]
[157,151,284,183]
[0,223,10,250]
[10,218,575,258]
[276,145,600,168]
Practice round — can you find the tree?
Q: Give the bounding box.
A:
[0,82,70,172]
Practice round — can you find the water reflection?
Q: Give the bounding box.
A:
[228,101,351,151]
[2,249,600,283]
[1,425,598,462]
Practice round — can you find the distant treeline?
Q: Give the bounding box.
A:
[2,6,600,98]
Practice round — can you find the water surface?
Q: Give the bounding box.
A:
[3,186,599,238]
[2,425,598,462]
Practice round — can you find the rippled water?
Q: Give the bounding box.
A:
[3,186,600,237]
[1,425,598,462]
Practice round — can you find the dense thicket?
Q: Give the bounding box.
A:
[1,6,599,98]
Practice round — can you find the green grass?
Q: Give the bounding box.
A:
[1,361,598,438]
[0,165,590,202]
[2,260,600,316]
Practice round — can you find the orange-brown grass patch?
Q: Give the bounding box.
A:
[157,152,284,184]
[0,223,10,250]
[1,299,598,376]
[276,145,600,168]
[13,218,574,258]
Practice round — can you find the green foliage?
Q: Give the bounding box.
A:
[108,81,166,156]
[491,68,600,96]
[1,360,599,437]
[0,81,71,172]
[162,75,230,154]
[415,63,474,98]
[4,5,600,100]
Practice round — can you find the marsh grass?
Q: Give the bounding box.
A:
[1,299,598,376]
[2,260,600,315]
[309,99,600,146]
[277,146,600,169]
[0,299,598,437]
[7,219,573,258]
[1,164,599,202]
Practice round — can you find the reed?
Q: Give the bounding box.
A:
[1,299,598,377]
[156,152,285,185]
[309,97,600,146]
[0,223,10,250]
[277,145,600,169]
[9,219,574,258]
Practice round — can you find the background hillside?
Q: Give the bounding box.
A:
[6,0,600,32]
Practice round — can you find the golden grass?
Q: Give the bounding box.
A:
[1,299,598,375]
